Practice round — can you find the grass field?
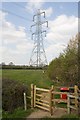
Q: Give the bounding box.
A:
[2,69,53,90]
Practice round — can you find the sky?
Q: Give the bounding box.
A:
[0,1,78,65]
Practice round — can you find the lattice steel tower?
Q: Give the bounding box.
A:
[29,9,48,67]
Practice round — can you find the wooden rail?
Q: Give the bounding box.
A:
[36,101,50,107]
[36,98,49,104]
[35,105,50,111]
[52,99,67,103]
[52,91,68,95]
[36,87,49,92]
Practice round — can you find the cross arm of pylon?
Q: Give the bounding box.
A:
[41,30,46,37]
[30,24,36,32]
[39,11,45,18]
[33,10,45,21]
[40,21,48,27]
[32,32,36,40]
[31,24,36,28]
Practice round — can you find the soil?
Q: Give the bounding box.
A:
[27,90,67,119]
[27,108,67,119]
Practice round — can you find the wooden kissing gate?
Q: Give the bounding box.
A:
[30,84,79,116]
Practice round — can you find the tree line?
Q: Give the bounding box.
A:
[1,64,48,70]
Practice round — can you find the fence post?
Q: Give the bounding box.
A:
[24,92,27,111]
[34,85,36,107]
[49,86,53,116]
[78,87,80,116]
[51,85,54,112]
[74,85,78,113]
[31,84,34,109]
[67,94,70,114]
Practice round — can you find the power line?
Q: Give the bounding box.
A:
[0,8,32,22]
[12,2,26,9]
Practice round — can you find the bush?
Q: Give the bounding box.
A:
[2,79,28,113]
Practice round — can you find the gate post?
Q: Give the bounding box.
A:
[78,87,80,116]
[24,92,27,111]
[67,94,70,114]
[31,84,34,109]
[74,85,78,114]
[49,85,54,115]
[34,85,36,107]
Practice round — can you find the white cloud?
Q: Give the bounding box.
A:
[45,14,78,63]
[45,7,53,17]
[26,1,53,17]
[41,7,53,17]
[16,42,33,54]
[47,15,78,43]
[26,0,45,13]
[46,43,66,62]
[2,20,27,44]
[1,10,33,65]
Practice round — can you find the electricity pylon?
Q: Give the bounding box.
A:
[29,9,48,67]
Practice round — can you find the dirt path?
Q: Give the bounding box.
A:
[27,108,67,119]
[27,90,67,119]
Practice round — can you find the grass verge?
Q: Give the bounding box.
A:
[2,107,33,119]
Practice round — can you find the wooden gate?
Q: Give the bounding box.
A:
[31,84,53,115]
[30,84,79,116]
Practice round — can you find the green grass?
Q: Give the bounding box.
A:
[56,102,67,108]
[61,114,80,119]
[2,69,53,90]
[41,116,80,120]
[2,107,33,119]
[41,114,80,120]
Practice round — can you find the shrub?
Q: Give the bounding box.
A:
[2,79,28,113]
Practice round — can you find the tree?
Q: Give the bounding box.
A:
[1,62,6,65]
[9,62,14,66]
[47,34,78,86]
